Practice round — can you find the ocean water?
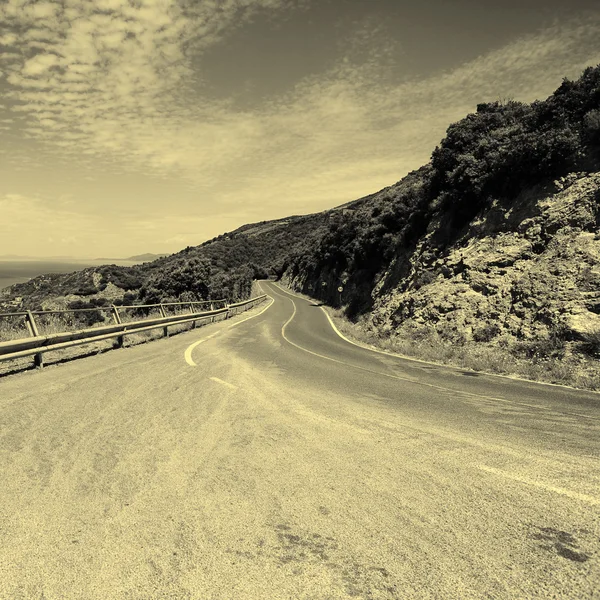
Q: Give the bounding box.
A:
[0,260,136,292]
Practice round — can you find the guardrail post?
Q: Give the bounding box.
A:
[111,305,122,324]
[159,304,169,337]
[25,311,43,369]
[111,305,124,348]
[189,303,196,329]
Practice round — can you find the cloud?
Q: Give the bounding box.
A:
[0,0,297,165]
[0,193,95,252]
[1,2,600,255]
[21,53,61,77]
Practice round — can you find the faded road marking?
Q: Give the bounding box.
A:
[184,331,221,366]
[478,465,600,506]
[209,377,238,390]
[184,295,274,367]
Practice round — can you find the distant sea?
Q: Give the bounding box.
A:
[0,259,137,292]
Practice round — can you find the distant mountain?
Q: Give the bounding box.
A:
[92,254,169,262]
[125,253,170,262]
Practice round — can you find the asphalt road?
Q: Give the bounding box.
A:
[0,280,598,599]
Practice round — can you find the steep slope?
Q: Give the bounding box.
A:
[283,65,600,365]
[368,172,600,345]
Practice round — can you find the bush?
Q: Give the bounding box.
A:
[512,326,568,360]
[123,292,138,305]
[100,266,144,290]
[578,329,600,358]
[431,98,583,234]
[473,323,501,342]
[77,309,105,327]
[436,321,468,346]
[413,269,436,289]
[76,287,97,296]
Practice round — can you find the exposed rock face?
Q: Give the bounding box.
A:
[368,172,600,345]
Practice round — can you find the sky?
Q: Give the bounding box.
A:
[1,0,600,258]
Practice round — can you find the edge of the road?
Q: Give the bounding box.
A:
[266,280,600,398]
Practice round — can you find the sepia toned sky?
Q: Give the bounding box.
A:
[1,0,600,258]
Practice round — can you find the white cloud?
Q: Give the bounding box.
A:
[0,193,95,251]
[1,2,600,255]
[0,32,18,46]
[21,53,61,77]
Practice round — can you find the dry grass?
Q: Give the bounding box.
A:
[325,307,600,392]
[0,310,117,341]
[0,316,30,341]
[0,303,218,342]
[0,299,258,377]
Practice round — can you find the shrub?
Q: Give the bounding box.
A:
[436,321,468,346]
[473,323,501,342]
[77,309,105,327]
[413,269,436,289]
[583,109,600,148]
[512,326,568,360]
[578,329,600,358]
[76,287,97,296]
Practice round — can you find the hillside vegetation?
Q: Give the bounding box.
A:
[2,65,600,386]
[282,65,600,386]
[0,211,339,312]
[285,66,600,310]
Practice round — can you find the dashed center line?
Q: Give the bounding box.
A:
[209,377,238,390]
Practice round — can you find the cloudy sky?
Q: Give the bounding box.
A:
[1,0,600,258]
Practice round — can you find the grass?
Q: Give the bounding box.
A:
[324,307,600,392]
[0,315,30,341]
[0,299,256,377]
[0,309,118,341]
[0,303,217,342]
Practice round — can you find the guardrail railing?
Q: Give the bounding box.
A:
[0,295,267,369]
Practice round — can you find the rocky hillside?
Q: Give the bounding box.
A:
[2,65,600,372]
[283,65,600,362]
[366,172,600,346]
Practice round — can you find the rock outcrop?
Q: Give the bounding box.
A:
[367,172,600,345]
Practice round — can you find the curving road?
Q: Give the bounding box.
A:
[0,280,598,599]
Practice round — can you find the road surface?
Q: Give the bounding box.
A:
[0,280,598,599]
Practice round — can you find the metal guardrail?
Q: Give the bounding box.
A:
[0,299,227,318]
[0,295,267,369]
